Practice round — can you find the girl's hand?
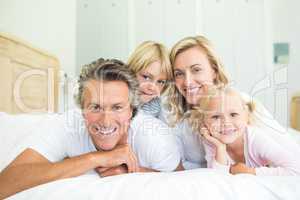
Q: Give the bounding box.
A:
[200,127,227,165]
[200,127,226,150]
[230,163,256,175]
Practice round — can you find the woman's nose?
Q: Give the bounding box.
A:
[183,72,194,87]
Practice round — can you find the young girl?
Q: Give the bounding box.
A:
[127,41,173,118]
[189,87,300,176]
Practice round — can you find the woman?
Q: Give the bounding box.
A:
[163,35,286,170]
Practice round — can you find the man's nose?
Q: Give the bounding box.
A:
[99,111,113,127]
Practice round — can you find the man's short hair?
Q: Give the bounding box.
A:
[75,58,140,117]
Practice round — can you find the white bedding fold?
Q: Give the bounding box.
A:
[8,169,300,200]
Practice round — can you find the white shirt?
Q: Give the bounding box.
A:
[27,110,181,173]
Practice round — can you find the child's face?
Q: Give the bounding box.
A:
[203,92,249,144]
[136,61,167,103]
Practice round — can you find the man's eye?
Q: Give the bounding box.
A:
[112,105,123,111]
[89,104,100,112]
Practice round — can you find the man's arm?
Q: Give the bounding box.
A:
[0,144,138,199]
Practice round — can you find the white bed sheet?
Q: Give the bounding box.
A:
[8,169,300,200]
[1,112,300,200]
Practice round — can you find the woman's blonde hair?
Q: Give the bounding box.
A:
[75,58,140,117]
[168,35,229,124]
[188,87,256,134]
[127,41,173,94]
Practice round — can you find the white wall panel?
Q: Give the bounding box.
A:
[202,0,236,82]
[77,0,128,71]
[134,0,164,45]
[234,0,266,95]
[164,0,198,48]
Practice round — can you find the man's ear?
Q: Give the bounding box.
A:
[129,106,134,119]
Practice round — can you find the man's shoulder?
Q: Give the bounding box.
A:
[130,111,170,134]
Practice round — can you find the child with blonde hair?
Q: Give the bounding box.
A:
[127,41,173,117]
[189,87,300,175]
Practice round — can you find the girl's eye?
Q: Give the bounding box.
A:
[142,74,151,81]
[157,80,167,86]
[231,113,239,117]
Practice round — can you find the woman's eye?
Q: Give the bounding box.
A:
[174,71,183,78]
[192,67,202,73]
[211,115,220,120]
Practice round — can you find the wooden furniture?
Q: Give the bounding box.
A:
[291,94,300,131]
[0,32,60,114]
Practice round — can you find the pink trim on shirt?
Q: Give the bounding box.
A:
[203,126,300,176]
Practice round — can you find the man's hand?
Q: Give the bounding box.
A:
[94,143,139,173]
[96,164,128,177]
[230,163,256,175]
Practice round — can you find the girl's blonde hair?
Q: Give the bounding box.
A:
[168,35,229,124]
[188,87,256,134]
[127,41,173,94]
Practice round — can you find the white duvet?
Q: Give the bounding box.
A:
[1,112,300,200]
[8,169,300,200]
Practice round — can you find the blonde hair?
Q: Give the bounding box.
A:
[127,41,173,94]
[188,87,256,134]
[168,35,229,124]
[75,58,140,117]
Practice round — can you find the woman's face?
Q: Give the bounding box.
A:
[136,61,167,103]
[174,47,216,105]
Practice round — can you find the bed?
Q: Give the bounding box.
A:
[1,112,300,200]
[1,33,300,200]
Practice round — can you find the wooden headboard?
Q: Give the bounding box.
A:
[0,32,60,114]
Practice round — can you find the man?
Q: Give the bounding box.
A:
[0,59,181,199]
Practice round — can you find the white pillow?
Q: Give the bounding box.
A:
[0,112,53,171]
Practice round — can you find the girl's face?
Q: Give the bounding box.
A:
[136,61,167,103]
[203,92,249,144]
[174,47,216,105]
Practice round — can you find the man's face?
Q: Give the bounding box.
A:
[82,80,133,151]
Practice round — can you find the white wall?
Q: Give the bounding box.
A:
[0,0,77,77]
[77,0,271,102]
[270,0,300,126]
